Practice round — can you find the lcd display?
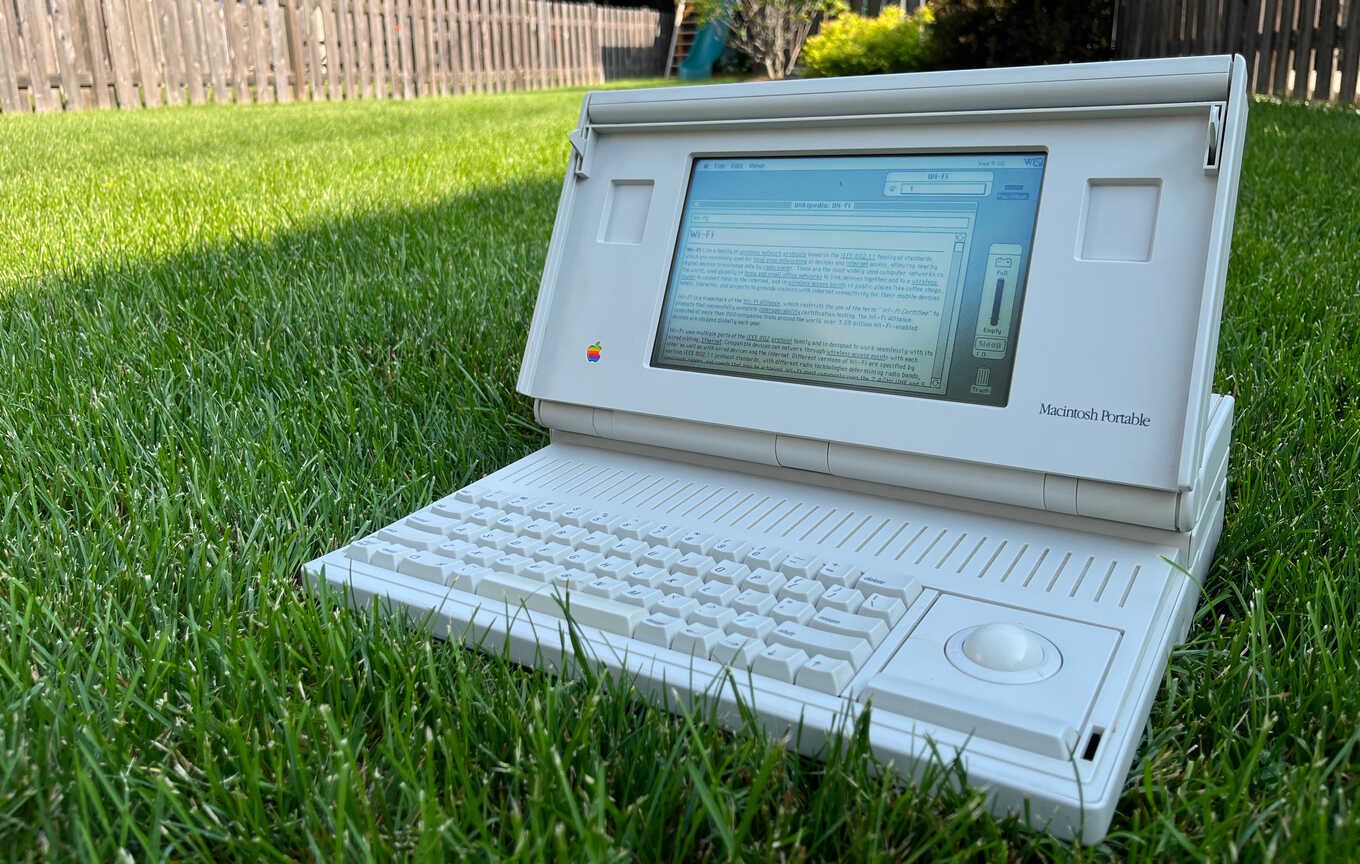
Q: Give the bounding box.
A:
[651,153,1046,406]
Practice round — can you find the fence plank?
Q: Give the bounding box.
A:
[1341,0,1360,101]
[356,0,374,97]
[180,0,206,102]
[20,0,61,110]
[226,0,249,102]
[83,0,117,108]
[51,0,86,107]
[304,0,322,98]
[0,0,27,110]
[1254,0,1276,90]
[1292,0,1315,97]
[1313,0,1336,98]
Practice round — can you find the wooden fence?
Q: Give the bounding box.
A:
[0,0,671,112]
[1117,0,1360,103]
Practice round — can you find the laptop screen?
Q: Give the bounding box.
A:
[651,153,1046,407]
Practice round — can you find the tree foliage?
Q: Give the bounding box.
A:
[696,0,848,80]
[801,5,934,78]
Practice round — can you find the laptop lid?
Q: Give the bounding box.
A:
[517,56,1248,493]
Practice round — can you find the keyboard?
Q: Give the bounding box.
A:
[332,484,924,697]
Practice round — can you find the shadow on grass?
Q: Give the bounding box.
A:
[0,178,562,582]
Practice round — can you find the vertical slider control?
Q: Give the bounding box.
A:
[973,244,1023,360]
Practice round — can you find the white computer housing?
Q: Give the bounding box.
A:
[308,55,1248,842]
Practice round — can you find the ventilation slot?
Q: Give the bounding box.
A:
[1080,727,1105,761]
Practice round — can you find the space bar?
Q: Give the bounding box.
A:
[475,572,645,636]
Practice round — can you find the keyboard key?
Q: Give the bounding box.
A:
[583,576,627,600]
[768,621,871,666]
[430,498,476,521]
[477,490,514,508]
[522,519,559,540]
[532,542,573,565]
[581,532,620,553]
[771,599,815,625]
[504,536,539,557]
[691,603,736,630]
[625,565,667,588]
[730,612,775,640]
[856,571,923,605]
[448,562,489,593]
[620,585,663,609]
[377,525,441,551]
[711,633,761,667]
[563,549,604,571]
[809,609,890,646]
[674,553,716,579]
[741,567,785,593]
[505,495,535,515]
[551,525,588,545]
[796,655,855,695]
[655,593,699,619]
[530,499,569,520]
[779,577,824,605]
[635,613,684,647]
[608,538,649,562]
[469,507,504,526]
[559,505,592,527]
[525,561,566,582]
[345,537,381,563]
[711,538,752,562]
[494,513,531,533]
[475,528,515,550]
[779,553,824,580]
[460,546,501,567]
[452,488,480,504]
[732,589,776,616]
[476,572,644,635]
[751,644,808,682]
[397,551,458,584]
[660,572,703,596]
[678,531,716,555]
[616,518,653,540]
[551,569,594,591]
[447,522,483,543]
[642,546,682,570]
[859,593,908,626]
[370,543,412,570]
[585,511,626,533]
[695,581,739,607]
[746,545,787,570]
[406,513,455,536]
[593,556,635,581]
[434,540,474,560]
[820,585,865,613]
[672,623,722,657]
[710,560,751,585]
[492,554,534,576]
[645,524,687,546]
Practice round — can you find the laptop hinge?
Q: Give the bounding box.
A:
[1204,103,1226,174]
[535,399,1189,532]
[568,127,593,179]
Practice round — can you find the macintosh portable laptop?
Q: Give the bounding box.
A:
[307,55,1248,841]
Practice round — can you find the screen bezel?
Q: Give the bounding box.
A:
[646,150,1048,407]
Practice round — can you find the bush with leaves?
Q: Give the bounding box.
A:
[696,0,848,80]
[801,5,934,78]
[929,0,1114,70]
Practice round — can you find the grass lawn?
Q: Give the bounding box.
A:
[0,88,1357,861]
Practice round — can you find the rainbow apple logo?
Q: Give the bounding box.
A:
[586,341,602,363]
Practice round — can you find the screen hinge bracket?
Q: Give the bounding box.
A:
[1204,103,1225,174]
[569,127,593,179]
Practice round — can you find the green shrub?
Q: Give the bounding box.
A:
[800,6,934,78]
[929,0,1114,70]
